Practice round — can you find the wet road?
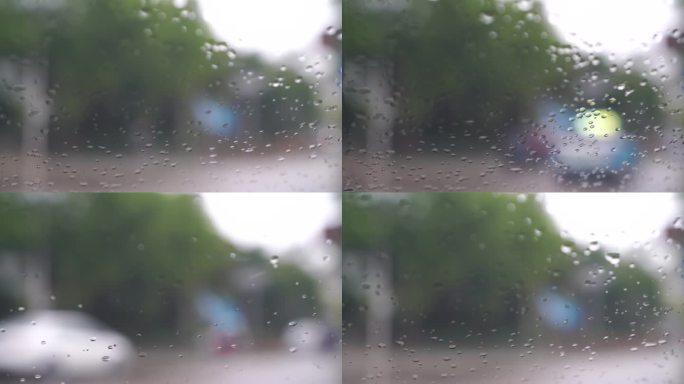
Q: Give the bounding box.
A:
[123,350,340,384]
[1,152,341,192]
[344,346,682,383]
[1,350,340,384]
[343,153,684,192]
[1,347,678,383]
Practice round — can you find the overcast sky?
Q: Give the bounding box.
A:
[201,193,340,255]
[197,0,339,60]
[543,193,680,251]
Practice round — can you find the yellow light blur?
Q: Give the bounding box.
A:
[574,109,621,138]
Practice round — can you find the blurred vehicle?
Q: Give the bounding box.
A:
[0,310,134,379]
[281,318,339,353]
[548,106,637,177]
[194,290,249,355]
[192,97,237,137]
[534,290,582,332]
[515,102,639,183]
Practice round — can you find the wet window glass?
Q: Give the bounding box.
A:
[0,192,341,383]
[343,0,680,191]
[0,0,341,192]
[343,192,681,382]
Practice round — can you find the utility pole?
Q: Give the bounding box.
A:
[365,252,393,384]
[18,60,51,188]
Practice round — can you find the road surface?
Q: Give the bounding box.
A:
[1,152,341,192]
[1,350,340,384]
[343,152,684,192]
[344,346,682,383]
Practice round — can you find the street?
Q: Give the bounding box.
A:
[1,152,341,192]
[343,153,684,192]
[1,350,340,384]
[123,350,340,384]
[344,346,682,383]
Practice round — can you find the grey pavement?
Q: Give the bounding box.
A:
[343,153,684,192]
[0,350,340,384]
[344,346,682,383]
[1,152,341,192]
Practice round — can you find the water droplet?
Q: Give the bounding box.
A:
[605,252,620,266]
[479,13,495,25]
[588,241,600,252]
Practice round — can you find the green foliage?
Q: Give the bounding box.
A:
[556,65,665,136]
[344,0,570,146]
[250,63,320,139]
[343,193,569,334]
[45,0,216,147]
[343,193,665,340]
[603,264,662,333]
[50,194,227,305]
[0,194,320,341]
[0,194,58,251]
[263,89,318,136]
[263,263,319,332]
[0,1,44,56]
[344,0,666,152]
[0,0,320,150]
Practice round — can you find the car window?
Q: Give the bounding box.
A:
[343,0,680,192]
[0,0,341,192]
[342,192,680,383]
[0,192,341,383]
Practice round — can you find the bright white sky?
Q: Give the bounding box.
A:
[543,193,680,251]
[197,0,338,60]
[201,193,340,254]
[192,0,678,62]
[194,0,675,58]
[201,193,679,259]
[542,0,678,55]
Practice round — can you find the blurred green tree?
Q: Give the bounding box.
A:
[0,0,320,152]
[344,0,570,149]
[0,193,320,342]
[603,264,662,334]
[344,0,665,155]
[343,193,570,337]
[343,193,662,341]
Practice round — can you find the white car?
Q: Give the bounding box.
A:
[0,310,134,379]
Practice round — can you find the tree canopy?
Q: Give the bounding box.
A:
[0,0,320,152]
[343,193,662,340]
[343,0,665,153]
[0,193,320,341]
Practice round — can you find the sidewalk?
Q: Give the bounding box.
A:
[343,345,682,383]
